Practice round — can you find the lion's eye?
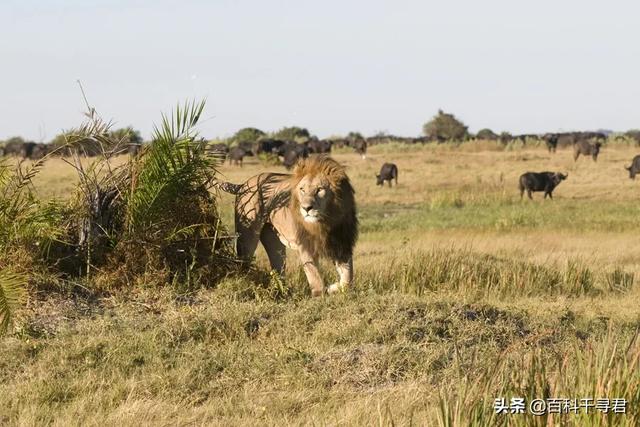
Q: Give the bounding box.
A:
[299,188,305,194]
[317,188,326,197]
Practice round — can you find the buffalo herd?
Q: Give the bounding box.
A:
[4,131,640,199]
[207,135,367,168]
[0,138,142,159]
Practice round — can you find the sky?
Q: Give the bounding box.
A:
[1,0,639,141]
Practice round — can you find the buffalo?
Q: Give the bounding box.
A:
[228,146,253,166]
[307,138,332,154]
[553,132,606,149]
[573,140,601,162]
[543,134,558,153]
[519,171,567,199]
[625,155,640,179]
[281,144,309,169]
[273,140,299,157]
[255,139,286,155]
[376,163,398,187]
[30,143,50,160]
[352,139,367,159]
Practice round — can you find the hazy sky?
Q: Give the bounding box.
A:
[1,0,639,141]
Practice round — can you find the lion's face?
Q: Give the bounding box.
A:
[295,175,333,224]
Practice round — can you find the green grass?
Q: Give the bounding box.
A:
[360,197,640,234]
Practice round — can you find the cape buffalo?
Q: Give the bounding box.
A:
[376,163,398,187]
[573,140,601,162]
[352,139,367,159]
[519,172,567,199]
[255,139,286,155]
[30,143,50,160]
[307,138,332,154]
[543,134,558,153]
[625,155,640,179]
[281,144,309,169]
[228,146,253,166]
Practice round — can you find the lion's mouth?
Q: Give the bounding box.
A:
[300,208,320,223]
[303,215,319,223]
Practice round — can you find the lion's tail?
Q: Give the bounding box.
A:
[214,180,243,195]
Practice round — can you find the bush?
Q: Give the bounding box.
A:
[475,128,498,140]
[271,126,310,142]
[423,110,468,141]
[232,127,265,146]
[346,131,364,141]
[108,126,143,145]
[0,100,240,335]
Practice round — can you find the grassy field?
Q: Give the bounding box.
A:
[2,142,640,425]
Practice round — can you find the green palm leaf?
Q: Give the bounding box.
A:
[126,99,215,234]
[0,269,27,335]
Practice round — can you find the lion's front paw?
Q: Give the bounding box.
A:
[327,283,346,295]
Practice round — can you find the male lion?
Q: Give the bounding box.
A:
[219,156,358,296]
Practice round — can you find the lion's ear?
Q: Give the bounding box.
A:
[291,159,306,177]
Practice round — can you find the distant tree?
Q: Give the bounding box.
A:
[50,132,71,147]
[346,131,364,141]
[233,127,265,145]
[499,131,513,143]
[272,126,310,141]
[3,136,26,146]
[109,127,143,145]
[422,110,468,141]
[476,128,498,140]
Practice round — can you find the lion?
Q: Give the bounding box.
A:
[218,156,358,296]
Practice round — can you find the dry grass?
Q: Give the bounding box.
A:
[3,142,640,425]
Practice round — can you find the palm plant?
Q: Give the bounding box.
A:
[0,99,238,334]
[0,152,66,335]
[67,99,236,286]
[126,99,213,233]
[0,269,27,334]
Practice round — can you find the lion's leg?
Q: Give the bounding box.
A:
[298,250,324,297]
[260,224,286,274]
[328,258,353,294]
[235,222,261,267]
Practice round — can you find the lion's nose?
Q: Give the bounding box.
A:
[301,204,313,213]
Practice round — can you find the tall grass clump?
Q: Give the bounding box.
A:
[360,248,629,298]
[438,327,640,426]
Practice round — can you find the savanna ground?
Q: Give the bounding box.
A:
[2,141,640,425]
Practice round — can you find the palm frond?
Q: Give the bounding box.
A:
[126,99,214,233]
[0,269,27,335]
